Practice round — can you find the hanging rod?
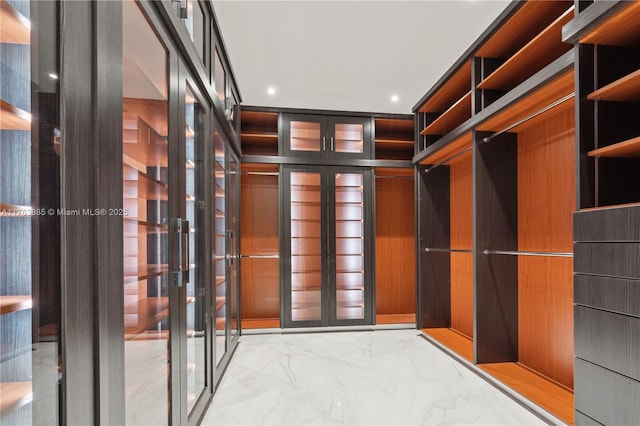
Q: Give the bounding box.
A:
[481,93,575,144]
[240,254,280,259]
[482,249,572,258]
[424,248,473,253]
[424,146,473,173]
[240,171,279,176]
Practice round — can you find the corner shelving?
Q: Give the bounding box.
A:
[240,109,278,156]
[420,92,471,136]
[477,7,574,91]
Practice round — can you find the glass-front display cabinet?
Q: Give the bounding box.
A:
[1,0,62,423]
[282,165,374,327]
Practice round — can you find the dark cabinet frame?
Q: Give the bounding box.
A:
[280,113,374,160]
[280,165,375,328]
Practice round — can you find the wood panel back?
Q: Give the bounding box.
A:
[449,157,473,338]
[241,173,279,254]
[517,107,575,389]
[518,107,575,252]
[241,258,279,319]
[375,177,415,315]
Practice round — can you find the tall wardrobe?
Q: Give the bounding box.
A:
[1,0,243,424]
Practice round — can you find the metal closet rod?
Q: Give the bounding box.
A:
[424,248,473,253]
[482,249,573,258]
[481,92,575,144]
[240,171,279,176]
[424,146,473,173]
[240,254,280,259]
[424,92,575,173]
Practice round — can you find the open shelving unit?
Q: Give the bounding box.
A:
[413,1,576,423]
[240,162,280,329]
[565,1,640,424]
[240,110,279,156]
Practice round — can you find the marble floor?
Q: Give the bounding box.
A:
[200,329,547,425]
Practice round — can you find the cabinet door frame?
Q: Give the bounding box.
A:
[326,116,373,161]
[327,166,375,326]
[281,165,375,328]
[280,113,329,158]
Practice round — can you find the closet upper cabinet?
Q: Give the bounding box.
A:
[281,113,373,160]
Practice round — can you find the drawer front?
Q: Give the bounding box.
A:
[575,306,640,380]
[574,359,640,426]
[574,243,640,278]
[574,274,640,317]
[574,206,640,242]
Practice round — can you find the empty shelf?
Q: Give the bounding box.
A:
[422,327,473,362]
[587,69,640,103]
[477,8,573,91]
[479,362,574,424]
[420,92,471,136]
[0,0,30,45]
[588,136,640,158]
[0,382,32,418]
[0,296,32,315]
[0,100,30,131]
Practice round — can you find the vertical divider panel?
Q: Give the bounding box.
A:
[417,166,451,328]
[473,130,518,364]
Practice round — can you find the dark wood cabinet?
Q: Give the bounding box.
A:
[281,165,374,327]
[281,113,373,160]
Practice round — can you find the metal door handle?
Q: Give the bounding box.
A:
[330,137,334,151]
[170,218,183,287]
[183,220,190,284]
[322,136,326,151]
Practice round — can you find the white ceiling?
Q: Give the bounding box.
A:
[213,0,511,115]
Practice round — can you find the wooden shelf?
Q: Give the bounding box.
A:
[124,297,169,338]
[418,131,472,166]
[0,382,32,418]
[588,136,640,158]
[216,276,225,287]
[241,110,278,132]
[0,296,32,315]
[477,8,574,91]
[422,327,473,362]
[587,69,640,103]
[124,264,168,283]
[478,1,572,58]
[418,61,471,113]
[580,1,640,47]
[215,297,225,312]
[0,0,30,45]
[242,318,279,329]
[420,92,471,136]
[479,362,574,424]
[124,218,167,233]
[476,69,574,133]
[0,100,30,130]
[376,313,415,324]
[0,203,33,217]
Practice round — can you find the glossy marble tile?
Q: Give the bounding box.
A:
[201,330,546,425]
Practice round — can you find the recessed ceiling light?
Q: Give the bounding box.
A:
[267,86,276,96]
[48,73,59,80]
[391,95,399,103]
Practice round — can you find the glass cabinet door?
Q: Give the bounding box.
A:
[184,84,207,414]
[213,124,227,366]
[332,172,366,321]
[287,171,325,324]
[1,1,61,423]
[283,166,373,328]
[122,2,170,424]
[282,114,372,159]
[228,155,240,342]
